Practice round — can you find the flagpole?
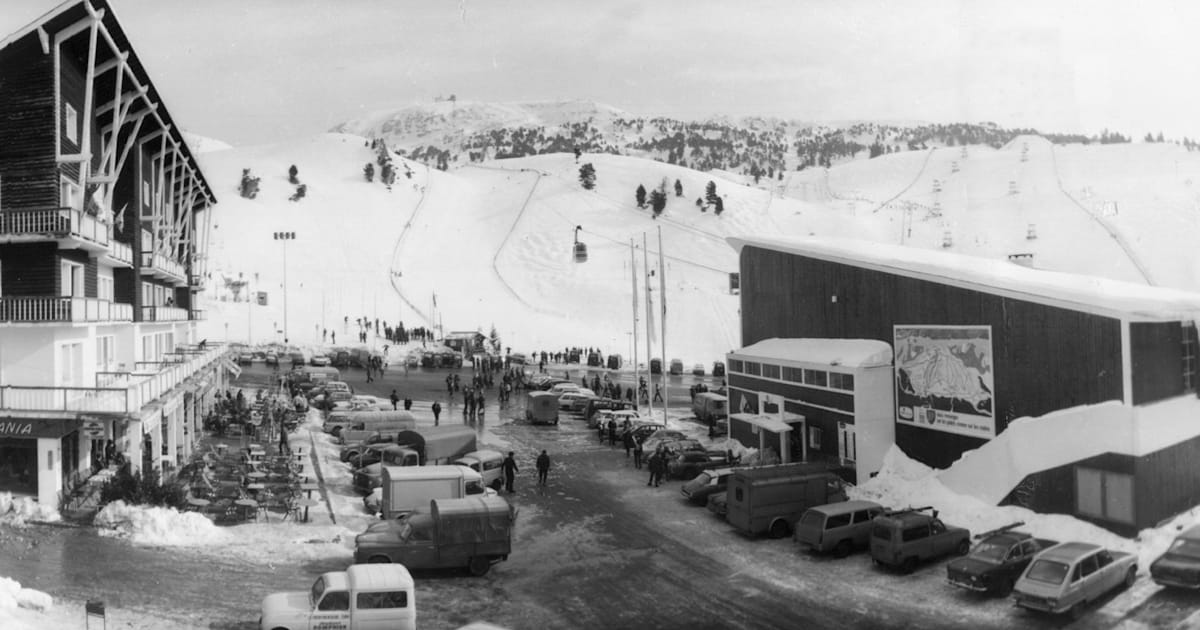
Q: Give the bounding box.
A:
[643,232,655,421]
[630,239,639,413]
[658,225,667,420]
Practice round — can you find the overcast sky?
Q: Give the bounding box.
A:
[5,0,1200,146]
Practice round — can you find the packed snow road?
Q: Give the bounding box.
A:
[2,364,1198,628]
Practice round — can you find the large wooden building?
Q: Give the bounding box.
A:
[728,235,1200,534]
[0,0,232,508]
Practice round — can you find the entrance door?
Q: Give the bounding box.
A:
[838,421,856,464]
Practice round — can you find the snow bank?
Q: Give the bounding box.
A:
[0,576,52,613]
[0,492,60,525]
[94,500,232,547]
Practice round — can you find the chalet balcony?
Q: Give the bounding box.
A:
[139,251,186,284]
[0,207,112,252]
[0,296,134,323]
[1,344,230,416]
[191,309,207,321]
[104,239,134,268]
[188,273,205,290]
[140,305,189,322]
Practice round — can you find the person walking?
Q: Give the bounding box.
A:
[623,429,635,458]
[536,450,550,486]
[633,437,644,469]
[390,389,399,410]
[502,451,519,493]
[651,446,666,487]
[431,401,442,424]
[646,448,660,486]
[403,397,413,411]
[607,418,617,447]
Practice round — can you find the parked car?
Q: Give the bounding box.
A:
[237,352,254,366]
[1012,542,1137,618]
[310,354,331,367]
[691,363,705,376]
[260,564,416,630]
[681,467,737,506]
[794,500,885,558]
[666,450,733,481]
[264,352,279,366]
[640,430,689,453]
[668,359,684,375]
[589,408,639,430]
[1151,524,1200,589]
[558,389,595,412]
[869,506,970,573]
[629,422,665,443]
[946,522,1058,595]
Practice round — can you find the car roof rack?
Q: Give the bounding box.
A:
[973,521,1026,540]
[882,505,935,517]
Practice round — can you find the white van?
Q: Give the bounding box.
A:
[259,564,415,630]
[454,449,505,488]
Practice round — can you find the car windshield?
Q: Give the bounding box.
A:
[692,472,712,485]
[310,576,326,608]
[1025,559,1070,585]
[970,541,1010,562]
[799,511,824,528]
[1168,538,1200,559]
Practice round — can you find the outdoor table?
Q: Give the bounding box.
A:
[234,498,258,521]
[246,483,266,493]
[295,497,319,523]
[246,471,267,480]
[298,482,319,498]
[186,497,210,511]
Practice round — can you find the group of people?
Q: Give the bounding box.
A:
[496,449,552,493]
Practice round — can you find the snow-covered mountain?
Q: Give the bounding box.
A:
[195,130,1200,366]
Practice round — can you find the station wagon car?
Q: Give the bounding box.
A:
[1012,542,1137,619]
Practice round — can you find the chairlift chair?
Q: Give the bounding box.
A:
[573,225,588,263]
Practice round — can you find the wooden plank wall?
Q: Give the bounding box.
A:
[1131,322,1185,404]
[0,37,57,209]
[0,243,58,295]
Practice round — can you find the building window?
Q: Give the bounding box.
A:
[782,366,803,383]
[60,261,83,297]
[803,369,828,387]
[744,361,761,376]
[1076,467,1134,525]
[808,426,823,450]
[98,275,114,302]
[64,103,78,143]
[829,372,855,391]
[60,176,81,211]
[59,341,83,387]
[96,336,115,372]
[1184,322,1198,391]
[728,359,744,373]
[762,364,780,380]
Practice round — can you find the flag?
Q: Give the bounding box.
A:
[432,293,437,308]
[646,286,657,344]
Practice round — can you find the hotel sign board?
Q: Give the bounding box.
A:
[0,418,83,439]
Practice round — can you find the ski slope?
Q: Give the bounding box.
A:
[196,131,1200,367]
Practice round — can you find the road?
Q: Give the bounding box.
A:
[2,362,1197,629]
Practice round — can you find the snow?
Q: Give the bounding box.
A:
[735,338,894,368]
[728,234,1200,322]
[0,576,54,630]
[0,492,60,526]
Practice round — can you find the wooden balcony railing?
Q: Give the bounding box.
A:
[139,251,186,282]
[0,207,110,247]
[0,297,133,323]
[108,240,134,266]
[140,305,189,322]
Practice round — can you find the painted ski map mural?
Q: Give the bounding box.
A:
[894,325,995,439]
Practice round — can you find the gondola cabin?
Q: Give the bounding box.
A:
[573,241,588,263]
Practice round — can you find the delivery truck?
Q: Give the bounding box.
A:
[375,465,485,520]
[355,495,515,576]
[259,563,415,630]
[352,425,478,493]
[724,463,849,538]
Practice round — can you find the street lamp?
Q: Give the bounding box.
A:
[274,231,296,344]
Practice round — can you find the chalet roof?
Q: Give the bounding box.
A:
[732,338,893,368]
[728,235,1200,322]
[0,0,215,206]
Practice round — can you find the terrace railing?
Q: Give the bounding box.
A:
[0,297,134,323]
[140,306,189,322]
[0,207,110,247]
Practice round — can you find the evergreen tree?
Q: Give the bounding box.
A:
[363,163,374,182]
[705,181,718,205]
[288,164,299,184]
[649,188,667,216]
[578,163,596,190]
[713,196,724,216]
[674,179,683,197]
[636,184,647,208]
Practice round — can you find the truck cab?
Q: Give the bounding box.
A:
[259,564,415,630]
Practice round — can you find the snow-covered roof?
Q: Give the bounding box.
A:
[728,235,1200,322]
[730,412,796,433]
[732,338,893,368]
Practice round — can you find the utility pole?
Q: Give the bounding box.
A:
[274,231,296,344]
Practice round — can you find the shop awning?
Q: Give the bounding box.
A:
[730,412,801,434]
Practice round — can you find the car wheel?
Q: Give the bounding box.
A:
[1124,567,1136,589]
[468,556,491,577]
[367,555,391,564]
[833,540,853,559]
[768,519,790,539]
[900,557,917,574]
[1067,602,1085,621]
[955,539,970,556]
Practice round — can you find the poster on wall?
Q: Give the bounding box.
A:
[894,325,995,439]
